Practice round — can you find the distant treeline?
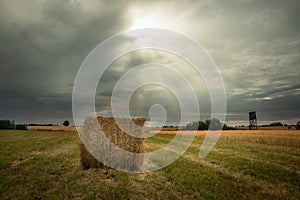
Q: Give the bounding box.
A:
[260,122,287,127]
[184,118,236,130]
[0,119,60,130]
[0,119,27,130]
[27,123,55,126]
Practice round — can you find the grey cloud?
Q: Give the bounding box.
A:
[0,0,299,125]
[0,0,130,124]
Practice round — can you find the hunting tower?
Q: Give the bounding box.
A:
[249,111,258,130]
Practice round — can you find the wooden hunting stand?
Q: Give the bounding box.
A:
[249,111,258,130]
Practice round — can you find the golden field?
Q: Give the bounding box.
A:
[155,130,300,147]
[0,129,299,199]
[27,125,77,132]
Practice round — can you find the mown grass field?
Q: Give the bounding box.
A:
[0,130,299,199]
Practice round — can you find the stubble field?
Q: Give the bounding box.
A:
[0,129,299,199]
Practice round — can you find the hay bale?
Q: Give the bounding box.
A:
[79,142,105,169]
[79,117,146,171]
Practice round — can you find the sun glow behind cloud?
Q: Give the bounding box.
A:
[128,6,172,30]
[0,0,299,125]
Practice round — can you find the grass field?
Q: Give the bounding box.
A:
[0,130,299,199]
[27,126,77,132]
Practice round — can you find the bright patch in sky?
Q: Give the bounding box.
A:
[261,97,272,100]
[128,7,170,30]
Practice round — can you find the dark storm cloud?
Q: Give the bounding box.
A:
[0,0,299,125]
[0,0,130,124]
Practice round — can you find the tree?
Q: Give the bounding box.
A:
[184,118,224,130]
[296,121,300,130]
[63,120,69,126]
[223,124,237,130]
[269,122,283,126]
[16,124,27,130]
[206,118,222,130]
[185,121,199,130]
[198,121,207,130]
[0,119,15,129]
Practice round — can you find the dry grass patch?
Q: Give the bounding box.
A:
[27,126,76,132]
[152,130,300,147]
[220,130,300,147]
[1,130,299,199]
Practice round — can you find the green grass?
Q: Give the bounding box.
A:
[0,130,299,199]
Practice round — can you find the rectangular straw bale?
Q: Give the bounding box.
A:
[79,116,146,170]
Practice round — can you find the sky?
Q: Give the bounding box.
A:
[0,0,299,126]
